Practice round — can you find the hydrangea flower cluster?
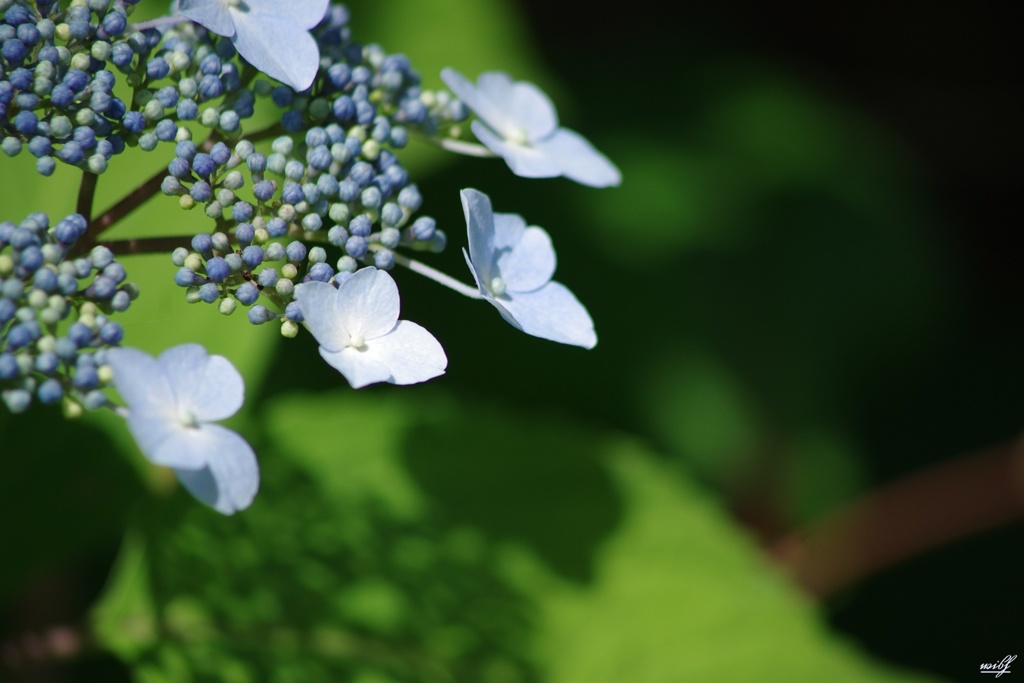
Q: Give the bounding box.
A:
[1,1,619,514]
[0,211,136,414]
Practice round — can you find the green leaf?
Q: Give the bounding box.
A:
[91,389,935,682]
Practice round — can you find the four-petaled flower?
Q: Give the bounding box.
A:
[296,268,448,389]
[441,68,621,188]
[106,344,259,514]
[461,188,597,348]
[179,0,329,91]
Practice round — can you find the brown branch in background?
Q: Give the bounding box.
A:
[76,172,98,225]
[67,166,168,259]
[769,434,1024,599]
[0,622,93,676]
[99,235,193,256]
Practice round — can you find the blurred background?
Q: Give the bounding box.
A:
[1,0,1020,681]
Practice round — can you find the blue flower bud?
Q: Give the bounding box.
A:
[308,262,334,282]
[344,235,368,258]
[285,241,307,263]
[198,282,220,303]
[235,223,255,247]
[241,245,264,268]
[253,180,276,202]
[191,233,213,255]
[247,304,275,325]
[174,266,201,287]
[235,281,259,305]
[205,257,230,282]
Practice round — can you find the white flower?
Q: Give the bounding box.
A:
[461,188,597,348]
[106,344,259,515]
[295,268,448,389]
[441,68,621,188]
[179,0,329,91]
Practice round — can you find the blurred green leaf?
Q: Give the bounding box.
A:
[91,389,935,682]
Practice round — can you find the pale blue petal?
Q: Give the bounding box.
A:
[497,225,556,293]
[366,321,447,386]
[106,347,175,415]
[242,0,329,29]
[295,281,347,352]
[472,121,562,179]
[336,268,401,342]
[158,343,243,422]
[125,414,206,469]
[229,8,320,90]
[533,127,622,188]
[509,80,558,141]
[179,0,235,37]
[460,188,498,283]
[493,281,597,348]
[462,248,487,296]
[442,68,508,135]
[319,346,393,389]
[490,212,527,251]
[173,424,259,515]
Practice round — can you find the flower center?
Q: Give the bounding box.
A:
[179,409,199,429]
[489,276,507,297]
[348,333,366,350]
[506,127,529,146]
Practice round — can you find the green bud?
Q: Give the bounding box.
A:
[347,125,367,142]
[280,320,299,338]
[0,254,13,276]
[91,41,112,61]
[185,286,202,303]
[63,397,84,420]
[200,108,220,128]
[98,365,114,384]
[70,52,92,72]
[361,139,380,161]
[179,195,196,210]
[219,298,237,316]
[275,278,294,297]
[184,253,203,271]
[281,264,298,280]
[329,203,350,224]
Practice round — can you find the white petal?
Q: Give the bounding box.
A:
[365,321,447,386]
[497,224,556,293]
[125,414,207,469]
[442,68,509,136]
[509,80,559,141]
[158,343,243,422]
[336,268,401,342]
[179,0,235,37]
[319,346,393,389]
[472,121,562,179]
[460,188,498,283]
[241,0,329,29]
[462,247,487,295]
[494,281,597,348]
[229,8,321,90]
[533,127,621,188]
[173,424,259,515]
[490,211,527,251]
[295,280,347,352]
[106,346,175,415]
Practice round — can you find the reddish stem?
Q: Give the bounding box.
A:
[769,434,1024,598]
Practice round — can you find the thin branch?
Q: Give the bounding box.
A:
[76,172,98,224]
[769,434,1024,599]
[388,249,483,300]
[433,137,498,158]
[70,166,168,256]
[99,235,193,256]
